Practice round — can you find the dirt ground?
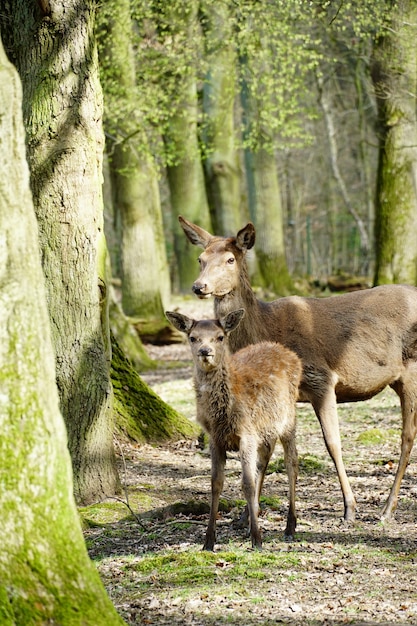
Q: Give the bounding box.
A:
[84,301,417,626]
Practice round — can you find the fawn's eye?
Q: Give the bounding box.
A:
[217,335,224,342]
[189,336,197,343]
[227,257,235,265]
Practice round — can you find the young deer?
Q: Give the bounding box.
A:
[179,215,417,522]
[165,308,302,551]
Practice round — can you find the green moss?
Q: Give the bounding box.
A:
[267,454,324,475]
[111,336,199,443]
[357,428,400,445]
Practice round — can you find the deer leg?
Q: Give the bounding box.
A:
[255,439,276,505]
[240,438,262,549]
[281,430,298,539]
[312,386,356,521]
[382,374,417,520]
[203,445,226,551]
[237,440,276,530]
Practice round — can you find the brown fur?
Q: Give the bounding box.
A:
[179,215,417,521]
[166,309,301,551]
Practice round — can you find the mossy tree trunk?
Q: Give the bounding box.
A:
[239,32,293,294]
[98,0,171,320]
[0,37,123,625]
[163,2,212,293]
[0,0,120,504]
[247,146,293,293]
[202,0,242,235]
[372,0,417,286]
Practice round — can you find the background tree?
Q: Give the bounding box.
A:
[372,0,417,285]
[201,0,242,235]
[98,0,171,323]
[161,1,213,292]
[0,36,123,625]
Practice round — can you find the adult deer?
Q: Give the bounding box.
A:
[179,215,417,522]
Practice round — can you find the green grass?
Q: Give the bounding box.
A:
[357,427,400,445]
[112,546,302,594]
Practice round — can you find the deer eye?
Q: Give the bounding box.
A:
[189,336,197,343]
[217,335,224,342]
[227,257,235,265]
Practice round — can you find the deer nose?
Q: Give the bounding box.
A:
[198,346,213,357]
[192,282,206,296]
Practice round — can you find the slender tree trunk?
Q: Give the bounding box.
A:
[372,0,417,285]
[163,1,212,293]
[98,0,170,318]
[240,54,293,293]
[0,36,123,625]
[202,0,241,235]
[317,74,370,274]
[1,0,120,504]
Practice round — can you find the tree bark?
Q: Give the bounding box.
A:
[0,0,120,504]
[163,1,212,292]
[98,0,171,319]
[372,0,417,285]
[202,0,242,235]
[0,35,123,625]
[240,51,293,293]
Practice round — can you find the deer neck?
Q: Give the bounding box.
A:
[214,262,262,352]
[194,361,234,431]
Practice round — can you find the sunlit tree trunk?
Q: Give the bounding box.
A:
[372,0,417,285]
[0,36,123,625]
[0,0,120,504]
[98,0,170,318]
[164,1,212,292]
[240,54,293,293]
[202,0,241,235]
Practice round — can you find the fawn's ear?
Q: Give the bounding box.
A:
[165,311,194,335]
[220,309,245,334]
[235,223,255,251]
[179,215,213,249]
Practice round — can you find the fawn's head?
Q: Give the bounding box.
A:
[179,216,255,299]
[165,309,245,371]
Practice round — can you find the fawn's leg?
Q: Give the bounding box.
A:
[240,437,262,549]
[237,440,275,530]
[203,444,226,551]
[281,428,298,539]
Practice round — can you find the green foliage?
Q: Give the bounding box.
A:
[97,0,391,164]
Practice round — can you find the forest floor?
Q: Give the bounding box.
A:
[83,297,417,626]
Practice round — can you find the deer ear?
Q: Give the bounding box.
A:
[235,223,255,251]
[179,215,213,249]
[220,309,245,334]
[165,311,194,335]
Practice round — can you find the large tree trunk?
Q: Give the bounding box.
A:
[98,0,171,319]
[372,0,417,285]
[0,0,120,504]
[0,36,123,625]
[202,0,242,235]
